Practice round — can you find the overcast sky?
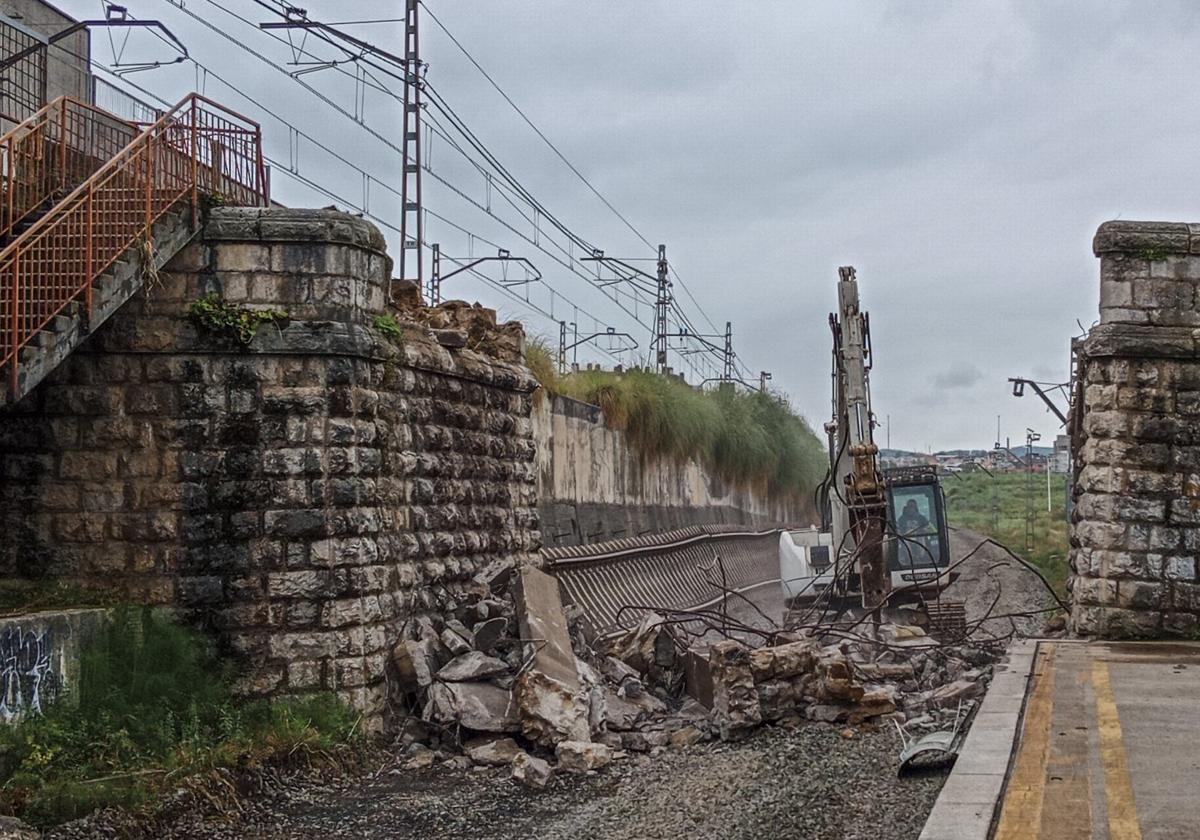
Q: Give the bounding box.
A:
[44,0,1200,450]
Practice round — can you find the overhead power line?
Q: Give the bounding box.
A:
[148,0,731,380]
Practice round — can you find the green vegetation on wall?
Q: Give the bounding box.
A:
[0,608,359,826]
[525,341,826,499]
[943,470,1070,593]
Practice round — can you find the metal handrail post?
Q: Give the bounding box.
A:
[58,97,66,192]
[189,98,198,228]
[254,122,266,205]
[9,249,18,394]
[84,186,93,322]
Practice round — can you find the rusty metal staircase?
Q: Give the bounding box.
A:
[0,93,267,404]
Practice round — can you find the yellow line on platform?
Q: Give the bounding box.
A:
[1092,658,1142,840]
[994,644,1056,840]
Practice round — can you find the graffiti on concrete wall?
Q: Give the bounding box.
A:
[0,625,62,723]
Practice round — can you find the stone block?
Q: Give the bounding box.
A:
[1117,580,1165,610]
[710,640,761,741]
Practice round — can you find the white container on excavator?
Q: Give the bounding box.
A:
[779,527,835,606]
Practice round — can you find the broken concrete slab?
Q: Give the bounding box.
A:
[930,679,983,708]
[513,565,579,690]
[436,651,510,682]
[512,565,590,745]
[555,740,613,773]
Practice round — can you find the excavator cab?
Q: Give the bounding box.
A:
[883,466,951,592]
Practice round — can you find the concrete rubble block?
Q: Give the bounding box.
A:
[465,736,525,766]
[391,639,437,693]
[805,704,849,723]
[555,739,614,773]
[472,617,508,652]
[513,565,579,690]
[668,725,706,748]
[604,612,682,688]
[855,662,916,681]
[514,668,591,746]
[846,687,898,723]
[426,681,520,732]
[755,679,802,722]
[878,623,927,642]
[748,640,820,682]
[436,651,510,682]
[684,646,714,708]
[602,690,642,731]
[441,626,472,657]
[600,654,643,689]
[511,751,554,790]
[621,729,670,752]
[708,640,761,741]
[929,679,983,708]
[402,743,436,770]
[575,656,608,736]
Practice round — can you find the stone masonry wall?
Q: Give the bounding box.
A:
[1070,220,1200,638]
[0,208,538,728]
[533,393,807,547]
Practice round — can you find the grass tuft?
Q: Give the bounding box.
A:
[547,368,825,499]
[0,607,359,826]
[523,337,559,401]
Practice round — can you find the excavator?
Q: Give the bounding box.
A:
[780,267,958,630]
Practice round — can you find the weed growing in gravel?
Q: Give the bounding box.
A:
[0,607,360,826]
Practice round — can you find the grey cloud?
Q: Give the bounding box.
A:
[933,364,984,390]
[58,0,1200,449]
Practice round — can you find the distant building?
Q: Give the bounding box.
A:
[1050,434,1071,474]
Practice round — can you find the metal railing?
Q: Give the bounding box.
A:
[0,96,142,240]
[0,93,267,394]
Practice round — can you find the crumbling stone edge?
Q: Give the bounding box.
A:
[917,639,1038,840]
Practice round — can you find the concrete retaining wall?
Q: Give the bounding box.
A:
[533,394,805,547]
[0,609,107,724]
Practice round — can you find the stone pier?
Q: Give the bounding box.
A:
[0,207,539,727]
[1070,221,1200,637]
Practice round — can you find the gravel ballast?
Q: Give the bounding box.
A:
[50,722,944,840]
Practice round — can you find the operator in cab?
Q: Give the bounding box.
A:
[897,499,929,534]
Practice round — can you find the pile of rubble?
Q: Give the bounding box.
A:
[389,279,525,362]
[389,562,1000,788]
